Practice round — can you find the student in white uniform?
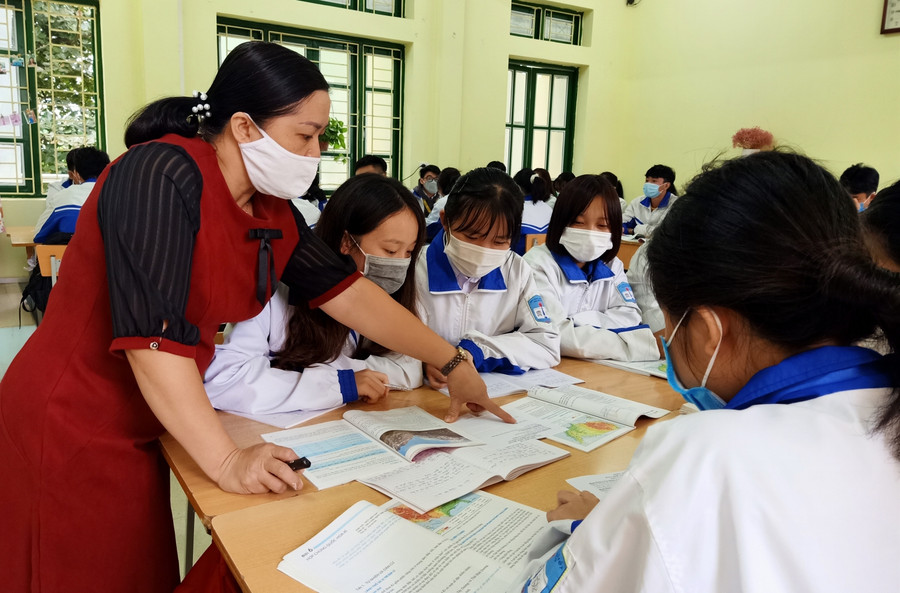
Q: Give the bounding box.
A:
[622,163,677,238]
[424,166,460,242]
[33,147,109,242]
[523,175,659,362]
[512,167,554,255]
[204,175,425,415]
[625,239,665,335]
[518,152,900,593]
[416,167,560,388]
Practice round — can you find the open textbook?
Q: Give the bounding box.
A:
[263,407,568,511]
[593,358,668,379]
[438,367,584,398]
[503,384,669,452]
[278,491,548,593]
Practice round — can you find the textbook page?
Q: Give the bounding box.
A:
[529,385,668,426]
[278,501,515,593]
[261,420,406,490]
[592,358,668,379]
[343,406,481,461]
[437,367,584,398]
[382,490,548,571]
[566,471,625,499]
[502,397,634,452]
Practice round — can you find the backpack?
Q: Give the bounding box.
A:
[20,232,73,321]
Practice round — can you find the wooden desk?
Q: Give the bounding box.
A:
[618,238,642,269]
[160,359,680,592]
[5,225,36,259]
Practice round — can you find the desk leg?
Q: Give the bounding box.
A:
[185,501,195,576]
[25,246,34,260]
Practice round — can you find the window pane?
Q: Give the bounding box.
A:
[511,128,524,174]
[548,130,565,177]
[532,129,548,170]
[506,69,513,124]
[366,54,393,90]
[513,71,527,125]
[330,88,350,127]
[534,73,551,127]
[551,75,568,127]
[0,7,17,50]
[281,42,307,57]
[319,155,349,191]
[0,143,25,186]
[0,66,21,139]
[365,0,394,13]
[504,127,511,170]
[319,49,350,86]
[510,9,536,37]
[544,13,574,44]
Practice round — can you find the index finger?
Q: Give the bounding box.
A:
[474,397,516,424]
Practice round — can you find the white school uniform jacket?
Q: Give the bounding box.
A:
[33,179,96,240]
[624,240,665,333]
[517,386,900,593]
[523,244,658,362]
[622,191,676,238]
[416,230,560,373]
[514,199,554,254]
[203,285,422,414]
[290,197,321,228]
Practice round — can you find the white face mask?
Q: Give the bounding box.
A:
[443,230,509,279]
[238,115,320,200]
[559,228,613,263]
[351,235,410,294]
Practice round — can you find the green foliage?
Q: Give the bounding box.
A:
[321,117,347,151]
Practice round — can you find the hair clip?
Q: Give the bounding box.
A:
[191,90,211,121]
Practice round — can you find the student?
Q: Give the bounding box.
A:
[354,154,388,176]
[622,164,677,237]
[512,167,554,254]
[625,239,665,335]
[425,166,461,242]
[416,167,560,387]
[33,146,110,242]
[519,151,900,592]
[862,180,900,272]
[840,163,879,212]
[523,175,659,362]
[205,175,424,414]
[412,163,441,213]
[486,160,507,172]
[44,147,81,199]
[551,171,575,207]
[599,170,627,213]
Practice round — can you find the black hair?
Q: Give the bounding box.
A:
[553,171,576,195]
[547,175,622,264]
[839,163,879,196]
[513,167,552,203]
[647,151,900,459]
[645,164,677,195]
[65,147,81,171]
[437,167,461,196]
[862,180,900,266]
[124,42,329,147]
[444,167,523,242]
[486,161,507,173]
[274,174,425,370]
[599,171,624,199]
[72,147,110,180]
[302,173,325,204]
[419,164,441,179]
[354,154,387,174]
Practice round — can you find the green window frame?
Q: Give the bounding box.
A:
[510,2,582,46]
[296,0,403,19]
[0,0,104,197]
[217,18,404,192]
[505,60,577,177]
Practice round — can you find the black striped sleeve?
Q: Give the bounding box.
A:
[97,142,203,355]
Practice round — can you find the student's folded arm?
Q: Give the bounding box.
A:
[365,351,424,389]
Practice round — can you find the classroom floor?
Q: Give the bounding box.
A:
[0,280,211,578]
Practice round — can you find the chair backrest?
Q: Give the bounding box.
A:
[35,244,67,286]
[524,233,546,252]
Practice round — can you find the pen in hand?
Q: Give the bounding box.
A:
[287,457,311,471]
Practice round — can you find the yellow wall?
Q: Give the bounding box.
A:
[2,0,898,277]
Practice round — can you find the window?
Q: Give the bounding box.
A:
[510,2,582,45]
[297,0,402,19]
[505,61,577,177]
[218,19,404,192]
[0,0,103,196]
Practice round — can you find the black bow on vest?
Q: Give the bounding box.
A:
[249,228,283,306]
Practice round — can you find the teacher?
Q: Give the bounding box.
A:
[0,42,510,592]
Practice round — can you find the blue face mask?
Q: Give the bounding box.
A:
[858,203,866,213]
[643,182,662,199]
[660,309,726,410]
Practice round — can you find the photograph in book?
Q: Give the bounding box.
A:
[380,427,472,457]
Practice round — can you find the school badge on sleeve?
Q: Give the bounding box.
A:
[617,282,636,303]
[529,295,551,323]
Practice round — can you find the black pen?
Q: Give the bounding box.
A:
[287,457,311,471]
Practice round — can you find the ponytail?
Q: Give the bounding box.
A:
[124,97,200,148]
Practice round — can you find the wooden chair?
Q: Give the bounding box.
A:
[35,244,67,286]
[524,233,546,252]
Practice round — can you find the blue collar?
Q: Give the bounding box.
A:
[726,346,895,410]
[639,191,672,209]
[426,229,507,293]
[85,177,98,183]
[550,250,614,283]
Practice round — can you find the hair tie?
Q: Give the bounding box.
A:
[530,173,539,183]
[191,90,211,122]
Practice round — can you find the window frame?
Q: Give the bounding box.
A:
[295,0,403,19]
[510,1,582,46]
[505,60,578,176]
[0,0,105,197]
[217,17,404,191]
